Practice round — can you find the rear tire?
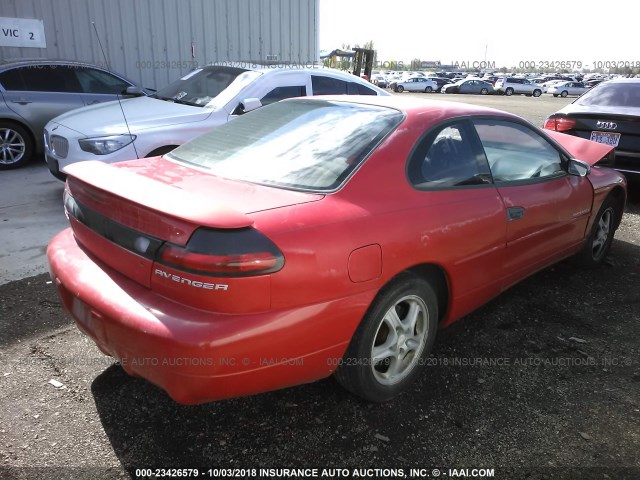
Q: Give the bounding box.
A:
[572,196,620,268]
[397,85,404,93]
[480,88,489,95]
[335,273,438,402]
[0,121,33,170]
[425,86,433,93]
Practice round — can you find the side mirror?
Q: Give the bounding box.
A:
[568,158,591,177]
[238,98,262,114]
[123,86,146,97]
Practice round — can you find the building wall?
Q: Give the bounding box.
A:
[0,0,319,89]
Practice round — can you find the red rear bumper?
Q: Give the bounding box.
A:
[47,229,370,404]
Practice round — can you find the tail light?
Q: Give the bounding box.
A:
[156,227,284,277]
[543,117,576,132]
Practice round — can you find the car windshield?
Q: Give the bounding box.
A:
[152,66,250,107]
[575,82,640,108]
[167,99,404,191]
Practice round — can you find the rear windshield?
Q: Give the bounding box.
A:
[153,66,250,107]
[167,99,404,191]
[575,81,640,108]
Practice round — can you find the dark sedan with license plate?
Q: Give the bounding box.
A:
[544,78,640,177]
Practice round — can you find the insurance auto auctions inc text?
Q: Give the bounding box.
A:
[241,467,495,478]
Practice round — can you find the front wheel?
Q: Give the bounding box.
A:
[480,88,489,95]
[0,122,33,170]
[335,273,438,402]
[397,85,404,93]
[505,87,514,96]
[561,90,568,97]
[572,196,620,268]
[533,89,542,97]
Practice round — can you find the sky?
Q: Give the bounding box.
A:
[319,0,639,71]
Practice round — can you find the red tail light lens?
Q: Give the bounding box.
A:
[156,227,284,276]
[543,117,576,132]
[160,247,278,274]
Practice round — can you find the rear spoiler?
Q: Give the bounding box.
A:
[545,130,614,166]
[64,161,254,229]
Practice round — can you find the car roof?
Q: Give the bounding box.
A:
[199,63,386,90]
[285,94,517,120]
[0,59,116,71]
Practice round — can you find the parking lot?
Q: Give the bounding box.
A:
[1,93,639,480]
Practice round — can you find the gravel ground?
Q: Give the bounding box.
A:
[1,94,639,480]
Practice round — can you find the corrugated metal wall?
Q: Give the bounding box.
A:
[0,0,319,89]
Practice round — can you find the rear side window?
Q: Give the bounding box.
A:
[311,76,348,95]
[0,68,25,90]
[473,119,565,182]
[260,86,306,106]
[576,81,640,108]
[347,82,377,95]
[408,121,491,188]
[16,66,83,93]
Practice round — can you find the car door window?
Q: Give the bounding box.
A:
[259,85,306,106]
[311,76,348,94]
[473,119,565,182]
[408,121,492,188]
[17,66,83,93]
[74,68,131,94]
[0,68,25,90]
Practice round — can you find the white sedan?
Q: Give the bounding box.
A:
[43,65,388,180]
[394,77,438,93]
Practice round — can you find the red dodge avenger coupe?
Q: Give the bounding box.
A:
[48,96,626,404]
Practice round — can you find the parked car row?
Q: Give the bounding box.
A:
[4,59,639,181]
[0,60,387,172]
[376,69,627,100]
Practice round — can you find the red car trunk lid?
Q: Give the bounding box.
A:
[63,159,322,289]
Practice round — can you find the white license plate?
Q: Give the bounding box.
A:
[590,131,621,147]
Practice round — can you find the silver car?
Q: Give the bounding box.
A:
[547,81,588,98]
[441,79,494,95]
[394,76,438,93]
[0,60,146,169]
